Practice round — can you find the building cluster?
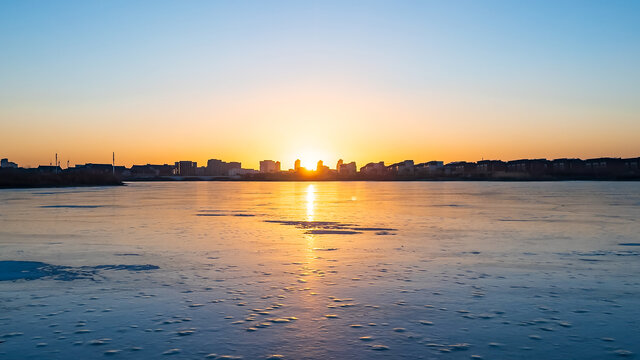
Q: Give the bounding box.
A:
[256,157,640,180]
[256,159,358,178]
[0,157,257,179]
[359,157,640,179]
[1,155,639,181]
[259,160,281,173]
[1,158,18,169]
[172,159,254,177]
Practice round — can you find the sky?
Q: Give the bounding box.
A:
[1,0,639,169]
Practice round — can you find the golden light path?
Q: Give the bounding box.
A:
[306,184,315,222]
[301,184,320,302]
[305,184,316,256]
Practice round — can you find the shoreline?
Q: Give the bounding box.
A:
[0,183,125,190]
[2,176,639,189]
[123,176,640,182]
[0,169,124,189]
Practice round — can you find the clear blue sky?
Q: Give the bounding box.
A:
[1,1,639,168]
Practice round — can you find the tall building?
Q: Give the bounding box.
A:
[260,160,280,173]
[174,161,197,176]
[206,159,223,175]
[360,162,386,176]
[294,159,301,171]
[336,159,343,172]
[316,160,329,173]
[207,159,241,176]
[228,162,241,171]
[387,160,414,176]
[338,161,357,176]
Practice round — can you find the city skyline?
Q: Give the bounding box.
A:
[3,154,639,188]
[5,151,640,172]
[2,1,640,169]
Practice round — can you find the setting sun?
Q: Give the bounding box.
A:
[294,149,333,170]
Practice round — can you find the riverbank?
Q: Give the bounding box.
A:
[123,175,640,182]
[0,169,123,189]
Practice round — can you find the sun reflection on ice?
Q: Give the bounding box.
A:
[306,184,315,222]
[305,184,316,256]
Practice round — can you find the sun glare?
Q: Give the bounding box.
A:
[295,149,331,170]
[300,159,317,170]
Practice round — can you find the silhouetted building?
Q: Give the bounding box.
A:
[174,161,197,176]
[336,159,343,170]
[115,166,129,176]
[444,161,476,176]
[360,162,386,176]
[476,160,506,174]
[260,160,280,173]
[229,168,259,177]
[316,160,329,173]
[550,158,585,174]
[37,165,62,173]
[130,165,157,177]
[338,161,357,176]
[206,159,224,175]
[443,162,457,176]
[294,159,301,171]
[229,162,241,171]
[1,158,18,168]
[415,161,444,175]
[206,159,241,176]
[506,159,549,176]
[623,157,640,174]
[72,163,113,174]
[388,160,414,176]
[70,163,129,176]
[155,164,174,176]
[130,164,174,178]
[584,157,624,174]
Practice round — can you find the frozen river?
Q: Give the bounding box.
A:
[1,181,639,359]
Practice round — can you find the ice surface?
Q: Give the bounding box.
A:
[0,181,639,359]
[0,261,158,281]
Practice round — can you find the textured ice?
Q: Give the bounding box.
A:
[0,182,639,359]
[0,261,159,281]
[304,230,361,235]
[40,205,106,208]
[264,220,396,235]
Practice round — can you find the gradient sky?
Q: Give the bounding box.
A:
[1,0,639,169]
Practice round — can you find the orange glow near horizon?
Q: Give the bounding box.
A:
[2,82,640,169]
